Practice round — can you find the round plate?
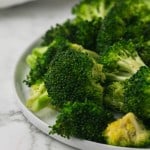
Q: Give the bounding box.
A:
[13,38,150,150]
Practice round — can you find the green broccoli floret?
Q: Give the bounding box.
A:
[96,0,150,53]
[72,0,115,21]
[50,101,114,142]
[26,46,48,69]
[26,82,52,112]
[136,31,150,66]
[72,18,102,51]
[103,66,150,120]
[41,18,102,51]
[104,81,124,112]
[100,40,145,81]
[24,37,69,86]
[103,112,150,147]
[124,66,150,120]
[41,20,76,46]
[44,42,105,108]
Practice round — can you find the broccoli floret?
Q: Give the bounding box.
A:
[45,42,105,108]
[26,46,48,69]
[72,18,102,51]
[72,0,115,21]
[41,20,76,46]
[23,46,48,86]
[24,37,69,86]
[26,82,52,112]
[50,101,114,142]
[124,66,150,120]
[136,34,150,66]
[104,81,124,112]
[96,0,150,53]
[41,18,102,51]
[103,112,150,147]
[103,66,150,120]
[100,40,145,82]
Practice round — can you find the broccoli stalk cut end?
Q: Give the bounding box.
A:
[26,82,51,112]
[103,112,150,147]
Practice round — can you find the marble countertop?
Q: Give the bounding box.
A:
[0,0,79,149]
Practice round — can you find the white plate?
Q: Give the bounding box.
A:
[13,39,150,150]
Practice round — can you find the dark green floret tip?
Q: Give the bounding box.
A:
[44,42,105,108]
[50,101,114,142]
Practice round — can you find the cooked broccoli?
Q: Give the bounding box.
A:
[96,0,150,53]
[26,46,48,69]
[41,20,76,46]
[23,0,150,147]
[44,41,105,108]
[136,36,150,66]
[24,37,69,86]
[104,81,124,111]
[72,18,102,51]
[41,18,102,51]
[50,101,114,142]
[26,82,52,112]
[103,112,150,147]
[24,46,48,86]
[72,0,115,21]
[103,66,150,120]
[100,40,145,82]
[124,66,150,120]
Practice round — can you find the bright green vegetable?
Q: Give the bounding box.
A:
[104,81,124,111]
[45,40,105,108]
[104,66,150,120]
[24,37,68,86]
[23,0,150,147]
[124,66,150,120]
[72,0,115,21]
[26,82,51,112]
[50,101,114,142]
[96,0,150,54]
[100,40,145,82]
[42,18,102,51]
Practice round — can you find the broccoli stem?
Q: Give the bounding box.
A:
[117,56,145,75]
[26,91,51,112]
[71,43,100,60]
[105,73,131,81]
[104,82,125,111]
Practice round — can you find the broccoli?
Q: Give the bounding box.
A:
[24,37,69,86]
[124,66,150,120]
[103,66,150,120]
[136,35,150,66]
[71,18,102,51]
[103,112,150,147]
[41,18,102,51]
[26,82,52,112]
[72,0,115,21]
[44,41,105,108]
[26,46,48,69]
[104,81,124,111]
[23,0,150,147]
[41,20,76,46]
[100,40,145,82]
[96,0,150,53]
[24,46,48,85]
[50,101,114,142]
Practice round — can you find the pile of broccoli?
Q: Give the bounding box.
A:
[24,0,150,148]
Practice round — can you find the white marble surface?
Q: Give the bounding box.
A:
[0,0,35,8]
[0,0,80,149]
